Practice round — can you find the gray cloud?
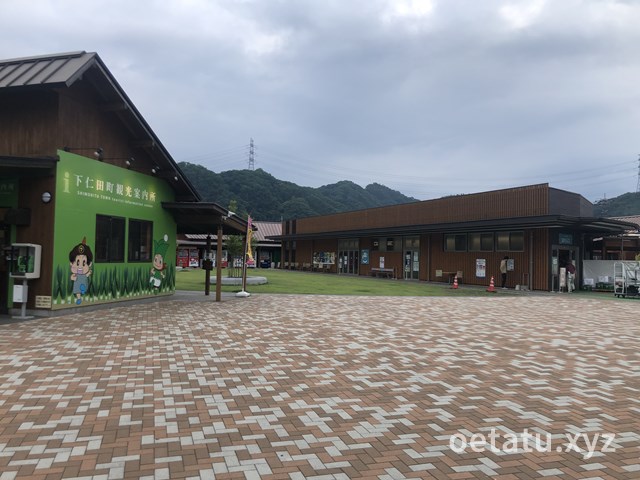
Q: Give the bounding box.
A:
[2,0,639,201]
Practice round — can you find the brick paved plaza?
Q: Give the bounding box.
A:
[1,294,639,479]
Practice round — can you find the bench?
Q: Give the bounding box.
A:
[442,271,463,284]
[371,267,396,279]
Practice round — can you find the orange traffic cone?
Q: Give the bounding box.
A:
[451,274,459,289]
[487,276,496,293]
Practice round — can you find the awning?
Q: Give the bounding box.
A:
[162,202,249,235]
[0,156,57,177]
[272,215,638,241]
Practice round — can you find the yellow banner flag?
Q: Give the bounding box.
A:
[246,216,254,264]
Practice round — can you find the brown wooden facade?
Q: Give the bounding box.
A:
[279,184,635,291]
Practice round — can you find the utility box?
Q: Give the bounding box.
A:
[13,284,28,303]
[9,243,42,279]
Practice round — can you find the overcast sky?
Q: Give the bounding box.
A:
[2,0,639,202]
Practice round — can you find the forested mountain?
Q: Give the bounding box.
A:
[178,162,418,221]
[593,192,640,217]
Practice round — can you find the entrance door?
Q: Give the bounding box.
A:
[551,245,579,292]
[404,250,419,280]
[338,239,360,275]
[403,237,420,280]
[339,249,359,275]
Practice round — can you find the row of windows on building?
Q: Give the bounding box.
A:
[444,231,524,252]
[369,231,525,253]
[95,214,153,263]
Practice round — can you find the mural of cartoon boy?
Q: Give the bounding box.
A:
[150,234,169,293]
[69,237,93,305]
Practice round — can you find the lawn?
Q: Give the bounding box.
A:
[175,267,495,296]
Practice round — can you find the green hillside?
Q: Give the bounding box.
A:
[593,192,640,217]
[178,162,418,220]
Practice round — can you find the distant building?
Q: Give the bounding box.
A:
[177,221,282,268]
[275,183,636,291]
[591,215,640,260]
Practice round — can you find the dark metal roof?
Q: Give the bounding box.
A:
[0,51,96,88]
[273,215,637,241]
[0,51,201,202]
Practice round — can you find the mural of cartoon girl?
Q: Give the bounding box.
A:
[69,237,93,305]
[150,234,169,293]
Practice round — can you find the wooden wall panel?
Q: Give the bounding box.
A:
[426,229,549,290]
[58,84,156,171]
[531,228,550,291]
[369,250,403,278]
[15,176,56,308]
[295,240,313,266]
[0,91,59,156]
[295,184,551,235]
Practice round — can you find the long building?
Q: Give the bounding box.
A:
[277,183,637,291]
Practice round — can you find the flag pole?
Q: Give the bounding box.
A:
[236,214,251,298]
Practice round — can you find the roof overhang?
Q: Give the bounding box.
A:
[162,202,249,235]
[272,215,638,241]
[0,155,57,177]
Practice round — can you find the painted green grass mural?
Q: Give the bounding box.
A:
[52,263,175,306]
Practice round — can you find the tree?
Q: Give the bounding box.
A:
[281,197,314,219]
[225,235,244,278]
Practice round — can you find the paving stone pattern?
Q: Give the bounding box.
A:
[0,294,639,479]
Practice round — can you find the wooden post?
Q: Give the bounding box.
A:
[216,224,223,302]
[204,234,211,296]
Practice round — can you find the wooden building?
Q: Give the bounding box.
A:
[591,215,640,261]
[0,51,246,315]
[176,220,282,269]
[278,183,636,291]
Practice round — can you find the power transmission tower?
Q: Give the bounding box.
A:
[248,138,255,170]
[637,154,640,193]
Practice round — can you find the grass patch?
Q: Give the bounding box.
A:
[176,268,494,296]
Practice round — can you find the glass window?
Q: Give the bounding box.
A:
[481,233,494,251]
[389,237,402,252]
[386,237,395,251]
[128,219,153,262]
[95,215,125,262]
[404,237,420,249]
[338,239,359,250]
[444,234,467,252]
[496,231,524,251]
[469,233,494,252]
[496,232,510,251]
[510,231,524,251]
